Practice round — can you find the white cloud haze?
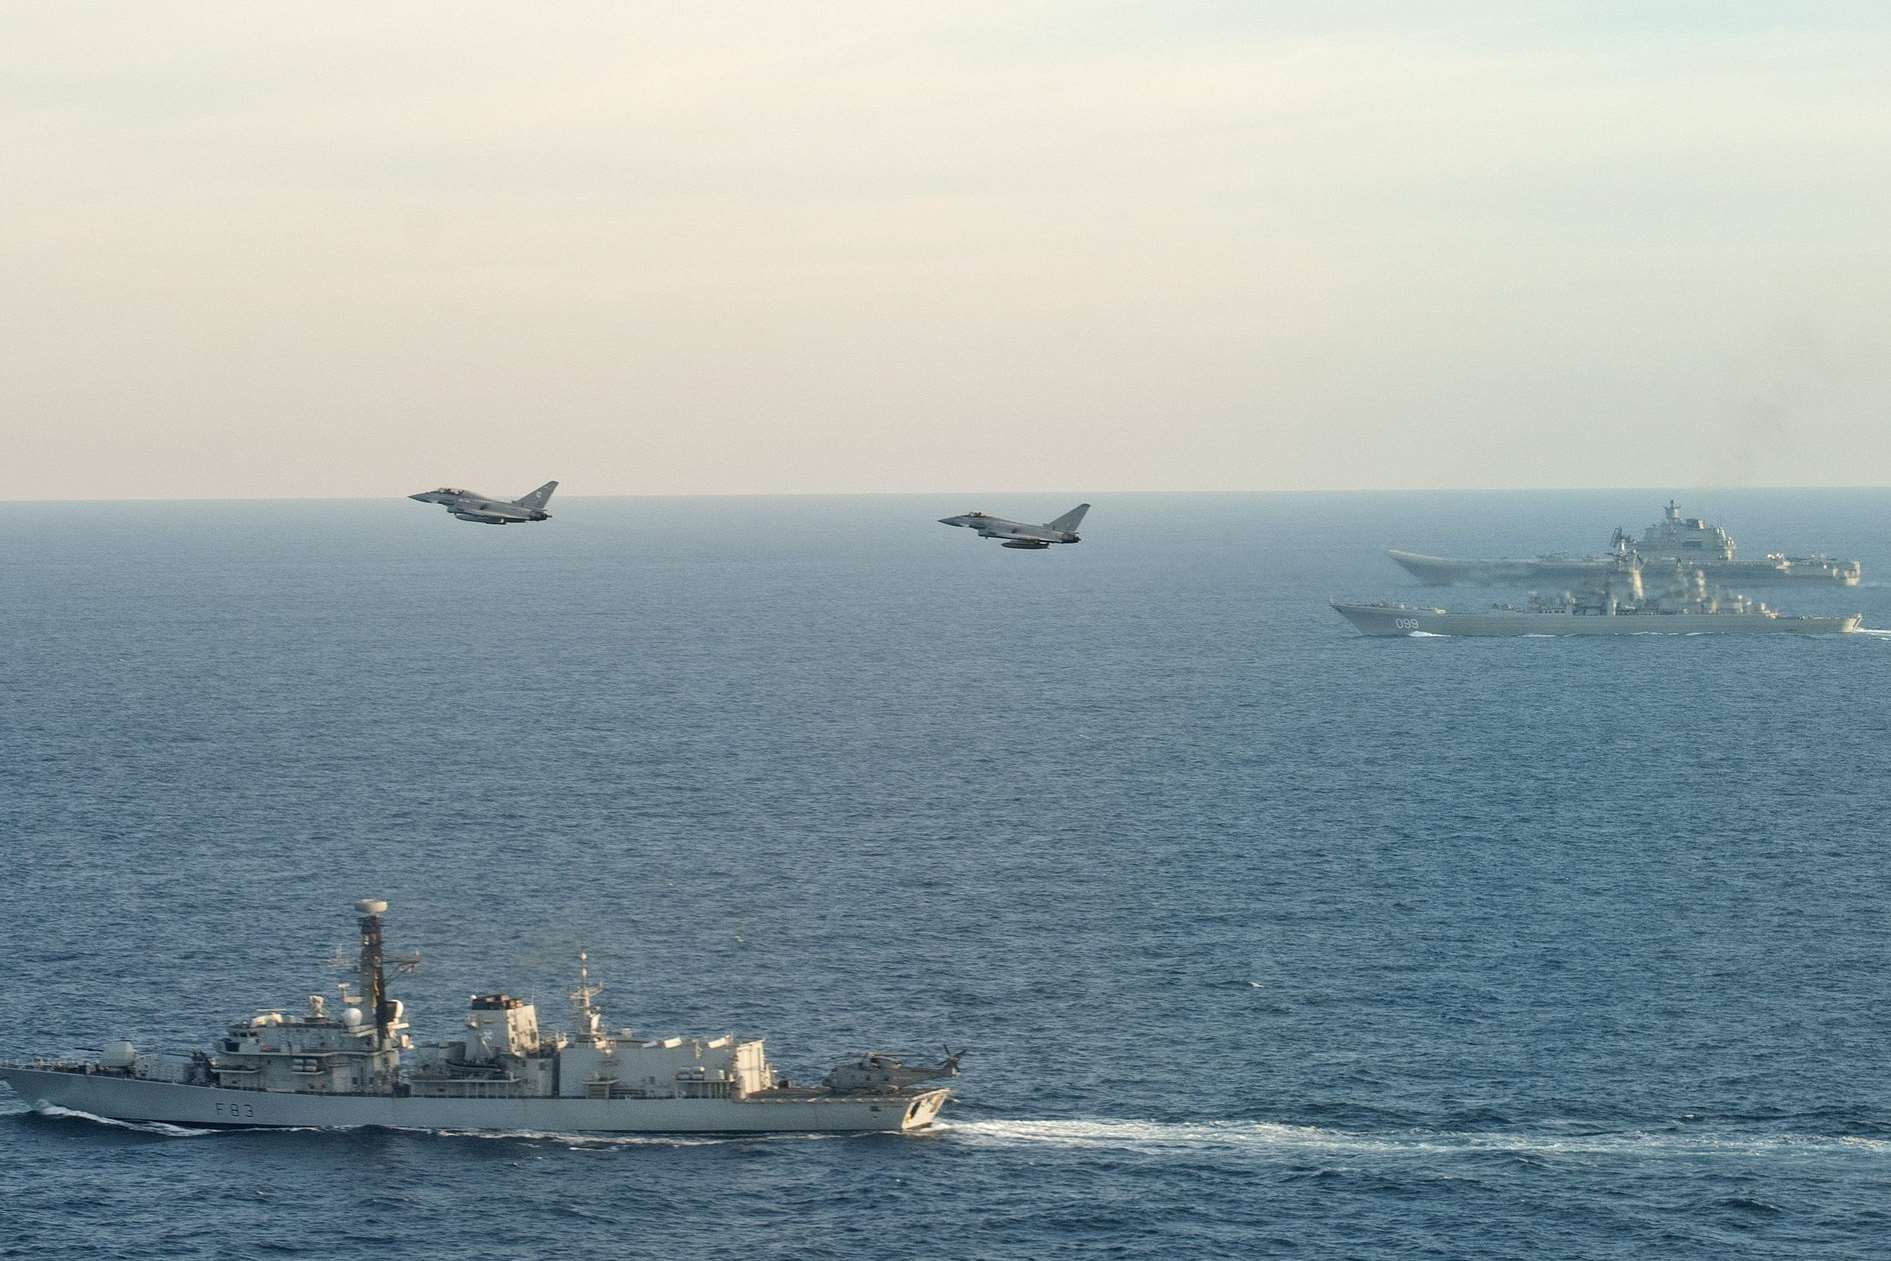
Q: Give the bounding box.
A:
[3,1,1889,498]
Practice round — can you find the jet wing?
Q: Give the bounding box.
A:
[979,526,1059,542]
[451,508,529,524]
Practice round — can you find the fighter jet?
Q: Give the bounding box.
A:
[938,503,1089,549]
[408,481,558,525]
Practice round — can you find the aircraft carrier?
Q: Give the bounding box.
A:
[0,899,957,1134]
[1336,547,1863,637]
[1389,501,1861,587]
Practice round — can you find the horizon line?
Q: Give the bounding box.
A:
[3,484,1890,506]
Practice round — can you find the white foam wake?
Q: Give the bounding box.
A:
[21,1107,866,1146]
[33,1104,217,1138]
[410,1125,866,1148]
[941,1117,1891,1160]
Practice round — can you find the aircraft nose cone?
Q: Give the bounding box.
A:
[408,493,428,501]
[938,517,959,526]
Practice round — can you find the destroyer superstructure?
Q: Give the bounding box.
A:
[1388,501,1860,587]
[1337,546,1862,637]
[0,900,956,1133]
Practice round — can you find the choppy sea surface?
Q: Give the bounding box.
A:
[2,489,1889,1259]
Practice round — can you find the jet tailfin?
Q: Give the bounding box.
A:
[515,480,559,510]
[1047,503,1090,533]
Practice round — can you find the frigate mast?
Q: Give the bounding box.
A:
[356,898,394,1047]
[571,950,606,1046]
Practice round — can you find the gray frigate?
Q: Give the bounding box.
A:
[0,900,959,1133]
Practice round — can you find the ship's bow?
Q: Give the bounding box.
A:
[0,1066,95,1115]
[1385,551,1458,584]
[1331,603,1424,637]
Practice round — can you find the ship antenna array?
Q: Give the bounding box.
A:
[571,949,605,1041]
[572,949,604,1006]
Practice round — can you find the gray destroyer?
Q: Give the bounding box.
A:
[0,900,957,1134]
[1389,501,1861,587]
[1336,547,1862,637]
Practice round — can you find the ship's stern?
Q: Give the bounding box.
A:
[900,1088,951,1130]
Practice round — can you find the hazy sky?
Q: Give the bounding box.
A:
[5,2,1889,500]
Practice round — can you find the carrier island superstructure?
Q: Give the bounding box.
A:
[0,900,957,1133]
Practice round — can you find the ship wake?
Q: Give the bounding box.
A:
[941,1117,1891,1160]
[412,1126,875,1150]
[13,1105,880,1147]
[30,1104,219,1138]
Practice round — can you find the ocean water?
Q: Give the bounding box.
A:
[1,489,1888,1259]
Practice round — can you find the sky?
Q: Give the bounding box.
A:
[3,1,1889,500]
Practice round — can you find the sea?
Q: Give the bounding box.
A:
[1,489,1888,1259]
